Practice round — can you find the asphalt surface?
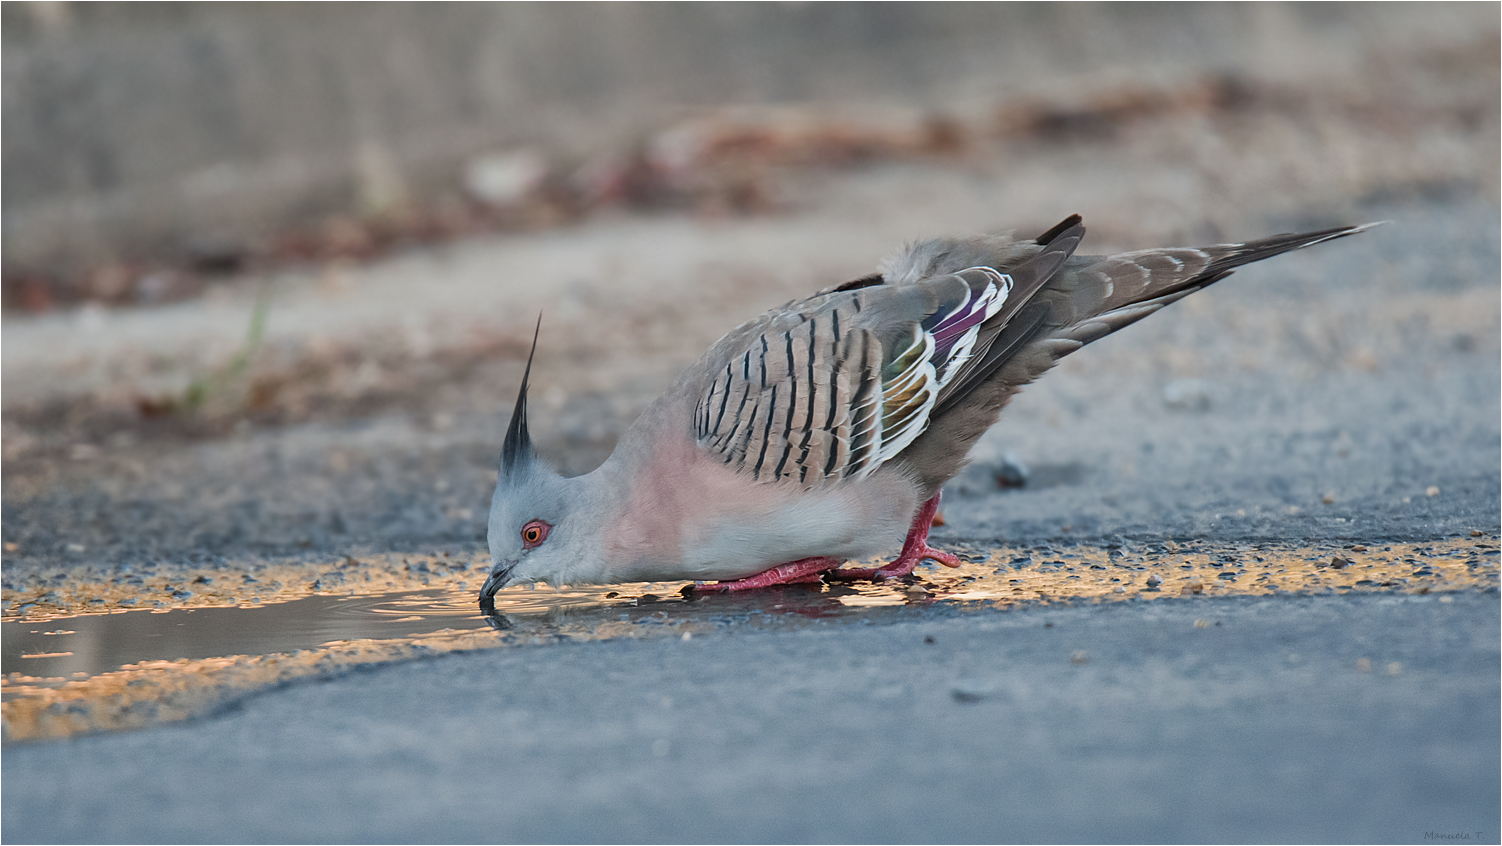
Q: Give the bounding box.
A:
[3,33,1499,840]
[4,591,1497,843]
[2,196,1497,577]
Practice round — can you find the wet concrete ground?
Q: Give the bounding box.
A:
[3,591,1497,843]
[4,537,1495,744]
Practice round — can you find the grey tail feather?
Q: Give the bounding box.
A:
[1106,221,1385,311]
[500,314,542,477]
[1201,221,1385,288]
[1034,213,1083,246]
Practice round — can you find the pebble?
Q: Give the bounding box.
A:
[1145,574,1163,587]
[951,678,999,703]
[1426,486,1440,497]
[1162,378,1213,412]
[1069,650,1089,665]
[994,453,1030,488]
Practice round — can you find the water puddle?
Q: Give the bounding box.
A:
[3,589,486,688]
[2,536,1496,744]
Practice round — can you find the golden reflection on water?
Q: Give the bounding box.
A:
[2,536,1496,743]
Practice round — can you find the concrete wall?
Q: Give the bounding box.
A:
[3,2,1491,273]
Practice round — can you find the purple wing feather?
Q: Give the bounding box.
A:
[924,267,1012,386]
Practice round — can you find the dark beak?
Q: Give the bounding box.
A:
[479,560,516,604]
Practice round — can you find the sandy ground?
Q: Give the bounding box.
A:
[2,19,1499,843]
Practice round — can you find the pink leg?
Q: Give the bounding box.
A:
[695,556,845,592]
[828,492,961,582]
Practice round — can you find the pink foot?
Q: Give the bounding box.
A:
[695,556,844,592]
[828,492,961,582]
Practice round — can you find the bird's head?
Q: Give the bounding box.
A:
[480,321,591,601]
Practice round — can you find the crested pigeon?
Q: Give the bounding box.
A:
[480,215,1376,599]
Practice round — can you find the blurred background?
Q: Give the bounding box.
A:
[2,2,1498,573]
[6,2,1495,300]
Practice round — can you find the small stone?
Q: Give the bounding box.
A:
[994,453,1030,488]
[1162,379,1213,412]
[1425,486,1440,497]
[1328,556,1351,569]
[1322,492,1336,505]
[1351,545,1368,552]
[951,679,998,703]
[1470,530,1485,538]
[1386,662,1402,675]
[65,543,86,554]
[1193,619,1211,628]
[1145,574,1163,587]
[680,632,692,642]
[1069,650,1089,665]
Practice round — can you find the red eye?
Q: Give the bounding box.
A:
[520,520,551,550]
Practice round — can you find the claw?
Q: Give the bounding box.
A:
[828,492,955,582]
[696,556,844,592]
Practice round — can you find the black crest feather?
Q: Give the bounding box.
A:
[500,315,542,477]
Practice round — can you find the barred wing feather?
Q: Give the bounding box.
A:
[693,265,1014,484]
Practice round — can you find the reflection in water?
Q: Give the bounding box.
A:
[1,537,1495,743]
[3,590,487,687]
